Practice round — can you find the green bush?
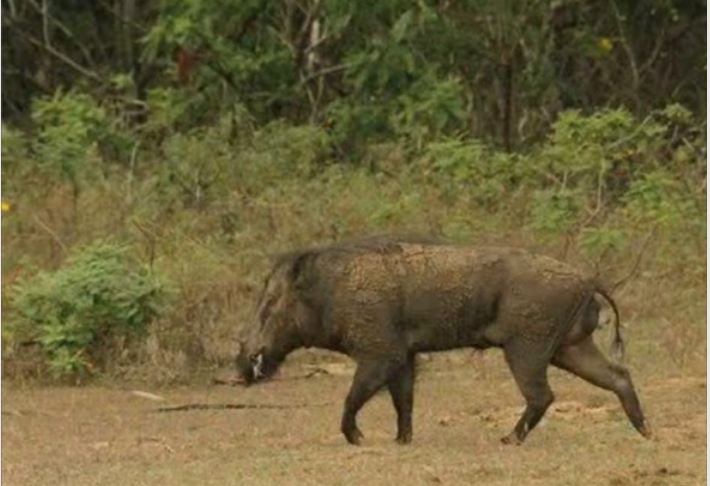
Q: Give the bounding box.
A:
[9,241,169,377]
[31,91,132,191]
[157,126,234,210]
[417,138,519,208]
[528,188,580,235]
[623,169,698,230]
[579,226,628,259]
[2,99,705,382]
[1,124,31,197]
[390,74,467,150]
[251,121,330,177]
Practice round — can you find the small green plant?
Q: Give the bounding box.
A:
[9,241,169,377]
[623,169,695,229]
[158,127,233,209]
[417,138,519,208]
[579,226,628,258]
[31,91,131,193]
[529,188,579,235]
[390,74,467,150]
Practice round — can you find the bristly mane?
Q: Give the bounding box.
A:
[271,234,444,269]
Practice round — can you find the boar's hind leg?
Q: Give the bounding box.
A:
[387,357,415,444]
[341,359,399,445]
[501,343,555,445]
[552,338,651,438]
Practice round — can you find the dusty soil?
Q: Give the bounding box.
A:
[2,349,706,486]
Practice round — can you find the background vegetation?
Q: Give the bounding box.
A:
[1,0,705,382]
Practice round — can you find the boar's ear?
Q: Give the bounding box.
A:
[288,252,316,291]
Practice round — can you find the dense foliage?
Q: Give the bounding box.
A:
[9,242,167,377]
[3,0,705,147]
[2,0,705,379]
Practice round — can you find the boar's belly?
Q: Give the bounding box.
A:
[401,291,499,352]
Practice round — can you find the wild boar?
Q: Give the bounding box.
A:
[235,238,651,445]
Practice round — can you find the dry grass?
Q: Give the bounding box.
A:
[3,317,705,486]
[2,169,705,484]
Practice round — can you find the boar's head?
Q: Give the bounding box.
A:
[236,252,318,385]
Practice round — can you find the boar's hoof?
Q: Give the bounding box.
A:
[343,427,364,445]
[395,432,412,445]
[639,422,653,440]
[500,433,523,446]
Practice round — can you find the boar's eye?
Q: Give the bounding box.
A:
[259,296,275,323]
[260,294,283,324]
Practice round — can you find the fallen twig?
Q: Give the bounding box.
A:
[154,402,333,413]
[211,367,342,386]
[131,390,165,402]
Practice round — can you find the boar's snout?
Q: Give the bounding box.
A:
[235,346,260,386]
[236,344,282,386]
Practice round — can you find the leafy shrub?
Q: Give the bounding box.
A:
[528,188,580,235]
[2,98,705,382]
[390,74,467,150]
[622,169,697,230]
[157,126,234,210]
[31,92,102,190]
[34,91,132,178]
[253,121,330,175]
[143,87,197,140]
[1,124,30,195]
[537,111,617,191]
[238,121,331,191]
[579,226,628,258]
[417,138,519,208]
[331,43,467,156]
[9,241,169,377]
[325,100,389,160]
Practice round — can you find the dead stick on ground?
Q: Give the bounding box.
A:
[154,402,333,413]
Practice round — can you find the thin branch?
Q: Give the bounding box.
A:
[32,215,66,253]
[304,23,331,54]
[132,219,157,269]
[298,62,351,85]
[126,141,140,204]
[6,0,16,16]
[610,0,640,105]
[26,0,97,69]
[611,225,658,292]
[606,115,653,150]
[202,61,239,92]
[42,0,50,47]
[96,0,145,32]
[4,21,102,81]
[580,203,602,229]
[638,22,667,76]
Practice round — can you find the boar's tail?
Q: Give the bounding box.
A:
[594,287,624,363]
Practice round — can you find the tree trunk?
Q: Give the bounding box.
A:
[502,59,513,151]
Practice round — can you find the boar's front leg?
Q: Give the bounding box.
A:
[387,356,415,444]
[341,357,400,445]
[501,342,555,445]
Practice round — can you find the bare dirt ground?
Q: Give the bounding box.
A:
[3,343,706,485]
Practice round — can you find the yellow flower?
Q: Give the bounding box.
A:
[598,37,613,53]
[1,201,11,212]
